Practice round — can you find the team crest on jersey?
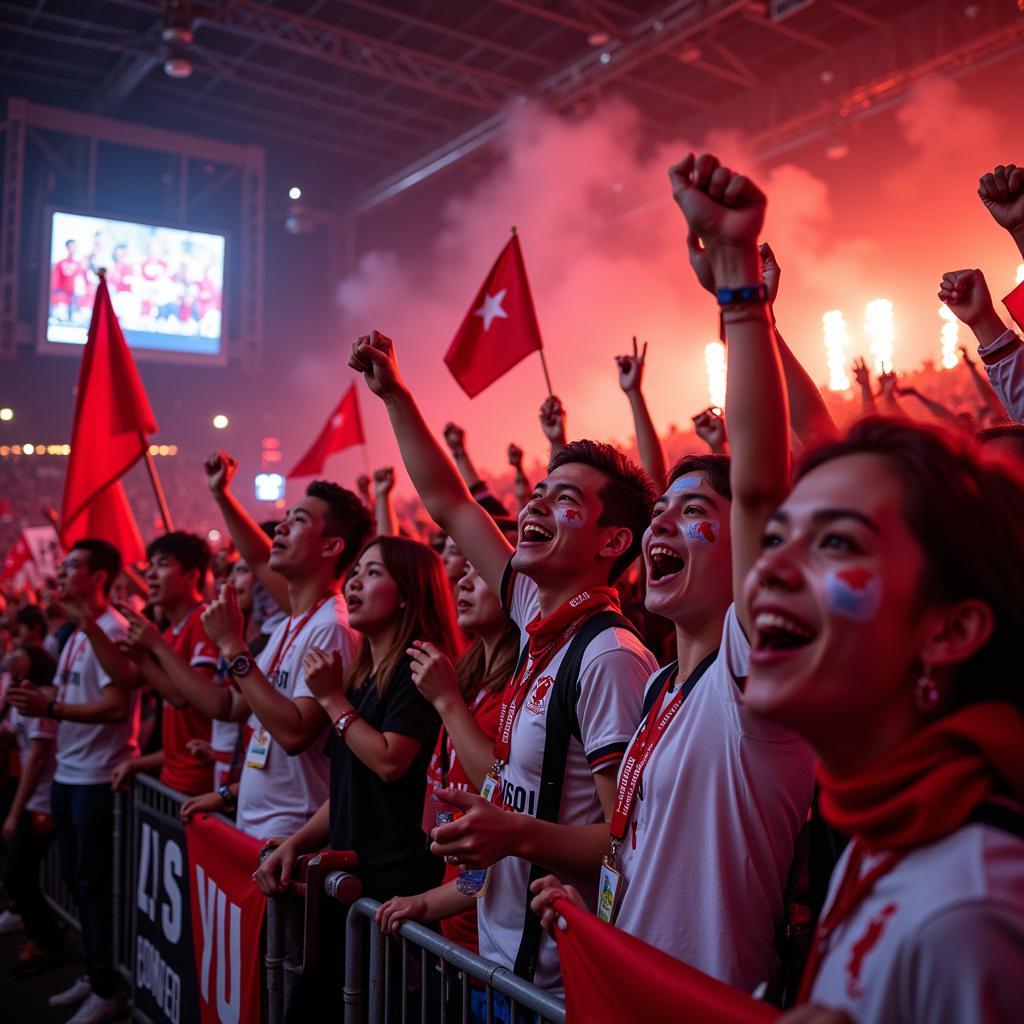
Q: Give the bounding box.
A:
[526,676,555,715]
[846,902,898,998]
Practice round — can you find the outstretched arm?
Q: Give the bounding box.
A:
[373,467,398,537]
[851,357,876,415]
[616,337,667,488]
[539,395,568,461]
[205,451,291,614]
[959,346,1008,424]
[443,423,483,491]
[897,386,962,427]
[507,444,531,511]
[350,332,513,597]
[670,153,789,633]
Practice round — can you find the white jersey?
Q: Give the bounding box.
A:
[8,706,57,814]
[809,822,1024,1024]
[53,609,140,785]
[477,568,657,995]
[236,594,356,840]
[614,604,816,991]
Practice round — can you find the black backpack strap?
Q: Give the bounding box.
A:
[641,661,678,717]
[513,610,639,981]
[968,801,1024,839]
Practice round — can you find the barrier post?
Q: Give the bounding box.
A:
[264,888,286,1024]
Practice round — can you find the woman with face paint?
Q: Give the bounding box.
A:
[744,419,1024,1024]
[531,153,817,995]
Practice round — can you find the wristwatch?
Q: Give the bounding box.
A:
[333,709,361,737]
[227,651,255,678]
[217,783,236,810]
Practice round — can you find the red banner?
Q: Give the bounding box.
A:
[186,814,267,1024]
[1003,279,1024,333]
[553,898,780,1024]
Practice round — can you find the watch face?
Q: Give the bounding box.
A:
[230,654,252,676]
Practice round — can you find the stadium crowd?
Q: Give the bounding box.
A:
[2,155,1024,1024]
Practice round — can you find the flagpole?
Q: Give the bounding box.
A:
[509,225,554,398]
[140,433,175,533]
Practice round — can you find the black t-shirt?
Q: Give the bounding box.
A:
[328,655,443,898]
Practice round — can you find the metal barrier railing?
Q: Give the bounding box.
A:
[344,897,566,1024]
[39,832,79,929]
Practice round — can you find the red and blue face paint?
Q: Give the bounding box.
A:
[824,567,883,623]
[684,520,719,544]
[556,507,587,528]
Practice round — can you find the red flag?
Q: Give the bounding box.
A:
[1003,279,1024,332]
[1,535,33,582]
[287,383,364,478]
[553,898,780,1024]
[60,274,156,563]
[186,814,267,1024]
[445,232,544,398]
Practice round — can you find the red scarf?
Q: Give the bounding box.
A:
[818,701,1024,851]
[523,586,620,657]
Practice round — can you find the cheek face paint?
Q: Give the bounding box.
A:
[684,520,719,544]
[555,507,587,528]
[667,475,702,495]
[824,567,883,623]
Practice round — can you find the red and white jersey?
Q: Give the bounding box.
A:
[108,261,137,294]
[614,605,816,991]
[51,257,83,295]
[808,823,1024,1023]
[160,605,220,796]
[140,257,168,283]
[477,567,656,995]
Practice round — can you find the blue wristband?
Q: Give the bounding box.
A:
[716,284,768,306]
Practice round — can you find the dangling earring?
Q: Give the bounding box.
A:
[914,665,940,712]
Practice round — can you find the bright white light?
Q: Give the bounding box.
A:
[939,305,960,370]
[1016,263,1024,285]
[288,186,302,200]
[255,473,285,502]
[208,529,221,543]
[704,342,726,410]
[822,310,851,391]
[599,51,611,64]
[23,443,34,455]
[212,414,229,430]
[865,299,895,375]
[0,407,11,421]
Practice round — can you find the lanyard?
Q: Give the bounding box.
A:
[796,840,906,1004]
[60,630,90,687]
[609,649,718,852]
[267,594,331,676]
[491,612,593,767]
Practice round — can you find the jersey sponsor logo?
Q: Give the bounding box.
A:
[569,591,590,608]
[846,901,898,999]
[526,675,554,715]
[268,669,290,692]
[500,779,537,816]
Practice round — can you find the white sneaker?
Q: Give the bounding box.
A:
[66,993,119,1024]
[49,975,92,1008]
[0,908,24,933]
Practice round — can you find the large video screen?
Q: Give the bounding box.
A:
[42,210,226,363]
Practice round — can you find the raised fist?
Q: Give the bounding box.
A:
[668,153,766,249]
[373,466,395,497]
[692,407,727,453]
[507,443,524,469]
[349,330,403,398]
[539,395,567,446]
[978,164,1024,235]
[204,450,237,494]
[938,269,996,330]
[443,423,465,455]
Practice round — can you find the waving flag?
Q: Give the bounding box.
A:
[444,231,544,398]
[287,383,364,478]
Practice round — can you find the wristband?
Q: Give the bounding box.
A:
[333,710,361,737]
[217,783,236,810]
[716,283,768,306]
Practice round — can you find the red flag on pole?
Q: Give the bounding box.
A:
[287,383,365,478]
[60,274,156,564]
[444,232,544,398]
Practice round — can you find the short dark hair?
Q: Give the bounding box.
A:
[306,480,374,578]
[71,539,122,596]
[667,453,731,500]
[13,644,56,687]
[15,605,47,638]
[977,423,1024,462]
[799,417,1024,712]
[548,440,656,582]
[146,531,211,586]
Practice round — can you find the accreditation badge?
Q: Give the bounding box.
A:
[596,857,623,924]
[245,726,270,769]
[480,771,501,803]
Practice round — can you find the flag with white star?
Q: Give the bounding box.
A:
[444,232,544,398]
[287,382,365,478]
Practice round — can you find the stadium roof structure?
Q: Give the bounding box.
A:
[1,0,1023,215]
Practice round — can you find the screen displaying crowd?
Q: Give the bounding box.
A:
[2,157,1023,1024]
[45,211,225,358]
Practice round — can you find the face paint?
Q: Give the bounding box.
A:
[684,520,719,544]
[825,568,883,623]
[556,507,586,528]
[667,475,702,495]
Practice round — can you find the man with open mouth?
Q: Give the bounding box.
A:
[350,329,659,999]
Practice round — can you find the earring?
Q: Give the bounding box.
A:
[914,667,940,712]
